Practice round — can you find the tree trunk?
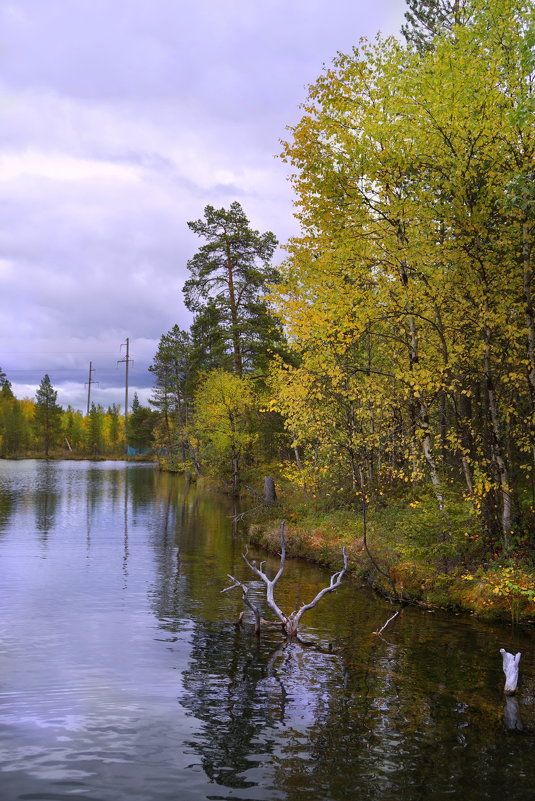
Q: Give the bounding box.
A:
[522,219,535,469]
[226,249,243,376]
[231,445,240,497]
[240,520,348,638]
[400,251,444,511]
[419,401,444,512]
[264,476,277,505]
[484,329,511,547]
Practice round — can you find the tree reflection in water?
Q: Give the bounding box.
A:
[179,623,346,792]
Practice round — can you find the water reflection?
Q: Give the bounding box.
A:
[504,697,523,731]
[34,461,59,540]
[0,461,534,801]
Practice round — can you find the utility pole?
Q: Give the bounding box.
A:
[85,361,99,414]
[118,338,133,456]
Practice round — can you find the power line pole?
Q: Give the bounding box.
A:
[85,361,99,414]
[118,338,133,456]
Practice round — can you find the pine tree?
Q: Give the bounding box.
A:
[401,0,471,50]
[128,393,155,451]
[86,403,105,456]
[149,325,194,458]
[34,375,63,457]
[183,202,284,376]
[3,402,30,455]
[0,366,14,400]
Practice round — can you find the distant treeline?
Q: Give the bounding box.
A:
[0,369,155,458]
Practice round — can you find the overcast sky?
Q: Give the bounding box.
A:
[0,0,406,412]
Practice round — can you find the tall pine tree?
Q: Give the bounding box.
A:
[183,202,285,376]
[34,374,62,457]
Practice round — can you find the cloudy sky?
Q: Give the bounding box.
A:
[0,0,406,412]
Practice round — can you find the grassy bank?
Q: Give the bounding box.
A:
[245,487,535,625]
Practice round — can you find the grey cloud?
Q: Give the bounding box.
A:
[0,0,406,410]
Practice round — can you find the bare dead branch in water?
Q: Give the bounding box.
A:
[222,575,262,633]
[239,520,348,638]
[373,609,401,637]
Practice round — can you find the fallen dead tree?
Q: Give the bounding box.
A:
[223,519,348,638]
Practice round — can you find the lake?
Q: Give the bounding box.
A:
[0,460,533,800]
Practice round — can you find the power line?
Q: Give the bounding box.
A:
[118,338,134,456]
[2,366,151,373]
[85,362,99,414]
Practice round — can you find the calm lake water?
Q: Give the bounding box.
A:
[0,460,533,801]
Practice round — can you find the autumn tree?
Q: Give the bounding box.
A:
[63,406,85,452]
[34,375,63,457]
[85,403,105,455]
[273,0,534,548]
[192,369,258,495]
[106,404,122,454]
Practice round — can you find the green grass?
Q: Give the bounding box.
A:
[244,480,535,623]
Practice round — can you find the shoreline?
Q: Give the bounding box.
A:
[245,515,535,626]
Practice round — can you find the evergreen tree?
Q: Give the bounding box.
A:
[0,366,14,400]
[34,375,62,457]
[86,403,105,455]
[128,393,155,451]
[0,370,26,456]
[107,404,122,453]
[183,202,284,375]
[149,325,194,456]
[401,0,472,50]
[3,402,29,456]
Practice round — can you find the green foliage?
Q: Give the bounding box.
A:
[149,325,194,462]
[272,0,535,550]
[85,403,105,455]
[107,404,122,450]
[184,202,285,376]
[128,393,156,451]
[192,369,258,493]
[34,374,63,457]
[401,0,473,50]
[63,406,85,452]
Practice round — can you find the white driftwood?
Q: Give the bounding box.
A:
[242,520,348,637]
[223,575,262,633]
[500,648,521,695]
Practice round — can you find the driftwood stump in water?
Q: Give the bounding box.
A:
[500,648,521,695]
[224,520,348,638]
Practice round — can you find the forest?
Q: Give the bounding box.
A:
[1,0,534,619]
[0,370,154,459]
